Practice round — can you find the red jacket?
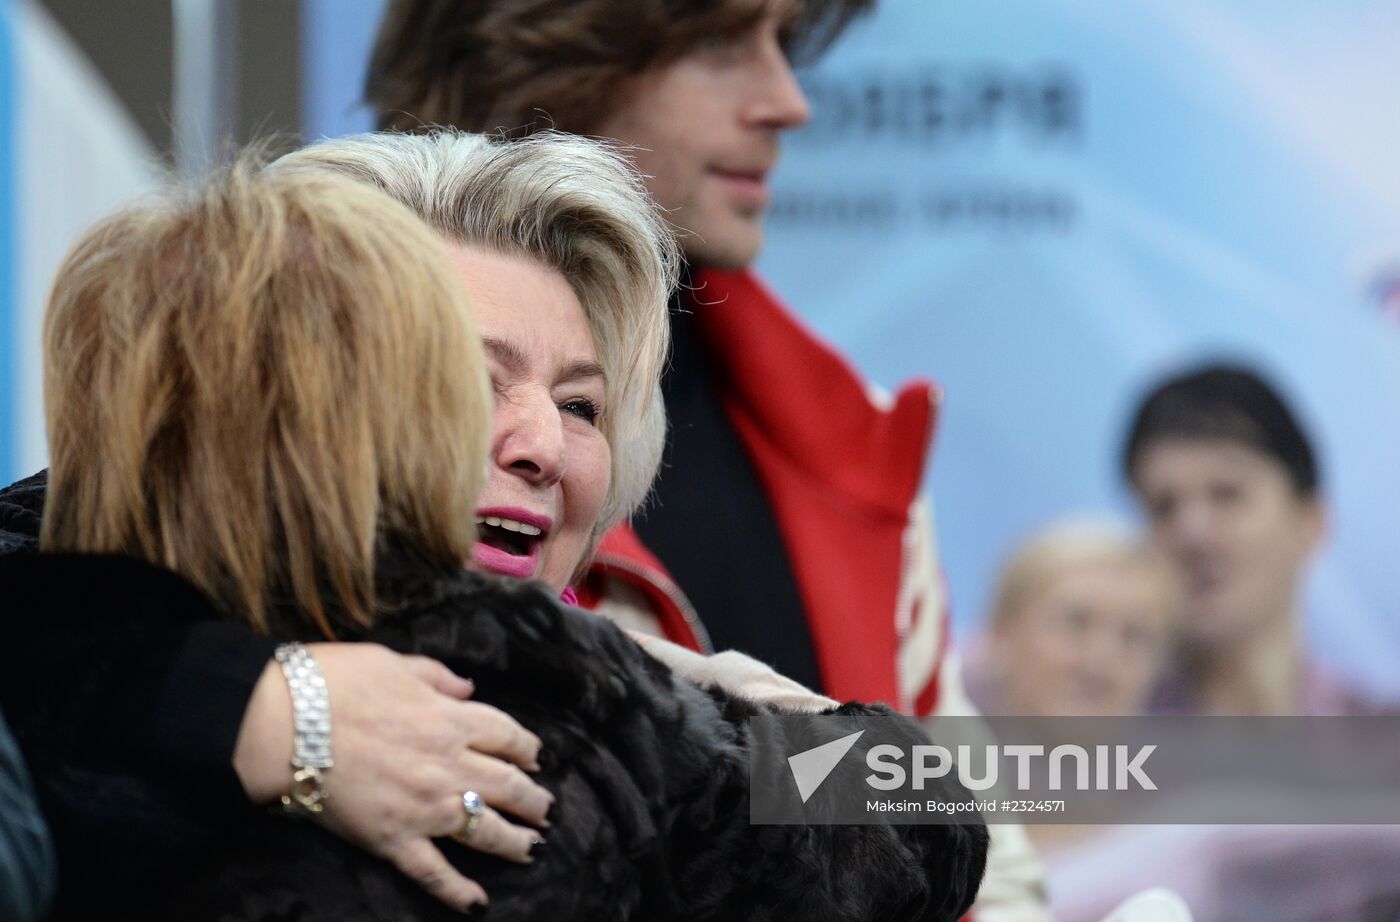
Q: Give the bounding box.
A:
[580,267,949,715]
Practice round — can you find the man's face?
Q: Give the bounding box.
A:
[591,0,811,269]
[1132,439,1323,646]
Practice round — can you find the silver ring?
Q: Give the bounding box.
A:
[453,790,485,845]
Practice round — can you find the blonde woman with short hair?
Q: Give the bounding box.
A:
[972,519,1181,718]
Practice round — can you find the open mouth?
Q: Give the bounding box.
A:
[476,515,544,556]
[472,509,551,579]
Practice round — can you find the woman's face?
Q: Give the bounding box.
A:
[447,242,612,592]
[993,560,1175,717]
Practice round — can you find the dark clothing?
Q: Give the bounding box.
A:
[0,472,277,918]
[634,298,823,691]
[0,476,987,920]
[0,707,54,922]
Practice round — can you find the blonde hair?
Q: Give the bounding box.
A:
[272,130,676,544]
[41,159,491,637]
[990,519,1181,630]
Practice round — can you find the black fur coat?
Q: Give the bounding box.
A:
[0,474,987,921]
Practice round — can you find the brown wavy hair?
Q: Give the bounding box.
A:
[40,158,491,637]
[366,0,874,135]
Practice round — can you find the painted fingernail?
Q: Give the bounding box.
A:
[465,903,488,918]
[530,835,548,856]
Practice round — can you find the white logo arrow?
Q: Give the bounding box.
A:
[787,730,865,803]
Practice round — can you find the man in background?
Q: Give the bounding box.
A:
[367,0,1049,917]
[1123,363,1374,715]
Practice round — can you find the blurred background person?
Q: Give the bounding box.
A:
[969,519,1180,719]
[1122,363,1377,716]
[963,518,1181,908]
[970,513,1400,922]
[1047,361,1400,922]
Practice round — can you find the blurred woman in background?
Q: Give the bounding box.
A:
[970,519,1181,719]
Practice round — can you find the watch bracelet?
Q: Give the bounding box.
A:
[273,641,334,771]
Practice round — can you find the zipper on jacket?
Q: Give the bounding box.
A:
[593,551,714,655]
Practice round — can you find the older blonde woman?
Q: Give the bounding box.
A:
[272,130,672,593]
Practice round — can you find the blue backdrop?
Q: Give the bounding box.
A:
[300,0,383,141]
[755,1,1400,696]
